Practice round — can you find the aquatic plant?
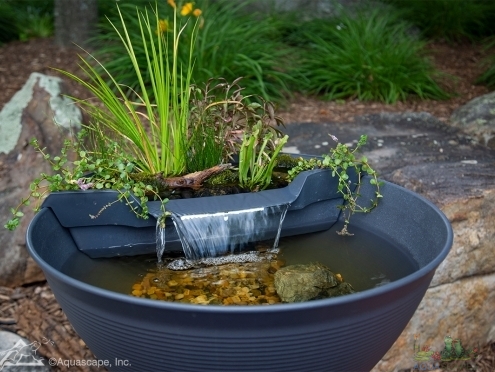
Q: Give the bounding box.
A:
[238,122,288,191]
[4,2,380,235]
[56,2,200,176]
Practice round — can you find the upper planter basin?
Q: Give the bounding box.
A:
[40,168,355,258]
[26,176,453,372]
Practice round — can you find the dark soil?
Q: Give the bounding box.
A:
[1,37,495,372]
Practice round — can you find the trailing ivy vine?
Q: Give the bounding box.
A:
[288,134,383,235]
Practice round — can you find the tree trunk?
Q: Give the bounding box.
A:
[54,0,98,48]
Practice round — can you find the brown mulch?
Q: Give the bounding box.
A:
[0,284,104,371]
[0,38,92,112]
[1,37,494,371]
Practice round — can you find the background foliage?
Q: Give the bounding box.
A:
[0,0,54,44]
[383,0,495,41]
[281,6,449,103]
[2,0,495,101]
[93,0,296,103]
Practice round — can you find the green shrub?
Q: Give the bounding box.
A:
[476,38,495,89]
[289,7,449,103]
[18,6,54,41]
[92,0,296,103]
[0,0,54,43]
[0,2,18,45]
[383,0,495,41]
[98,0,149,18]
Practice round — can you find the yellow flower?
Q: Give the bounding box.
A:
[157,19,169,34]
[167,0,176,9]
[193,8,202,17]
[181,2,193,16]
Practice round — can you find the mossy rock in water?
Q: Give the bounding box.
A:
[324,282,355,298]
[274,262,354,303]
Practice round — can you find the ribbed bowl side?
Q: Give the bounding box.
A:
[46,270,432,372]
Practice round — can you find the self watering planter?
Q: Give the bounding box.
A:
[26,175,453,372]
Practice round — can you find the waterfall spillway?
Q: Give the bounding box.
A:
[156,218,167,264]
[156,204,290,263]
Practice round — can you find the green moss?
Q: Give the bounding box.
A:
[204,169,239,187]
[274,154,301,169]
[129,172,166,192]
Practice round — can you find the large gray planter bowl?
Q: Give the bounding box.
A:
[26,173,453,372]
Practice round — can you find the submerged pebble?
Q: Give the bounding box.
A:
[131,246,284,305]
[131,247,352,306]
[131,259,284,305]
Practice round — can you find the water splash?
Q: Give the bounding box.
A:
[156,216,167,264]
[273,204,289,249]
[157,204,290,263]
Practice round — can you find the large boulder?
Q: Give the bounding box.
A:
[372,170,495,371]
[283,111,495,371]
[0,72,81,287]
[450,91,495,149]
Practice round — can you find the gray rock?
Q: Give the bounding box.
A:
[0,73,81,287]
[326,281,355,297]
[0,72,81,155]
[0,331,50,371]
[450,91,495,149]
